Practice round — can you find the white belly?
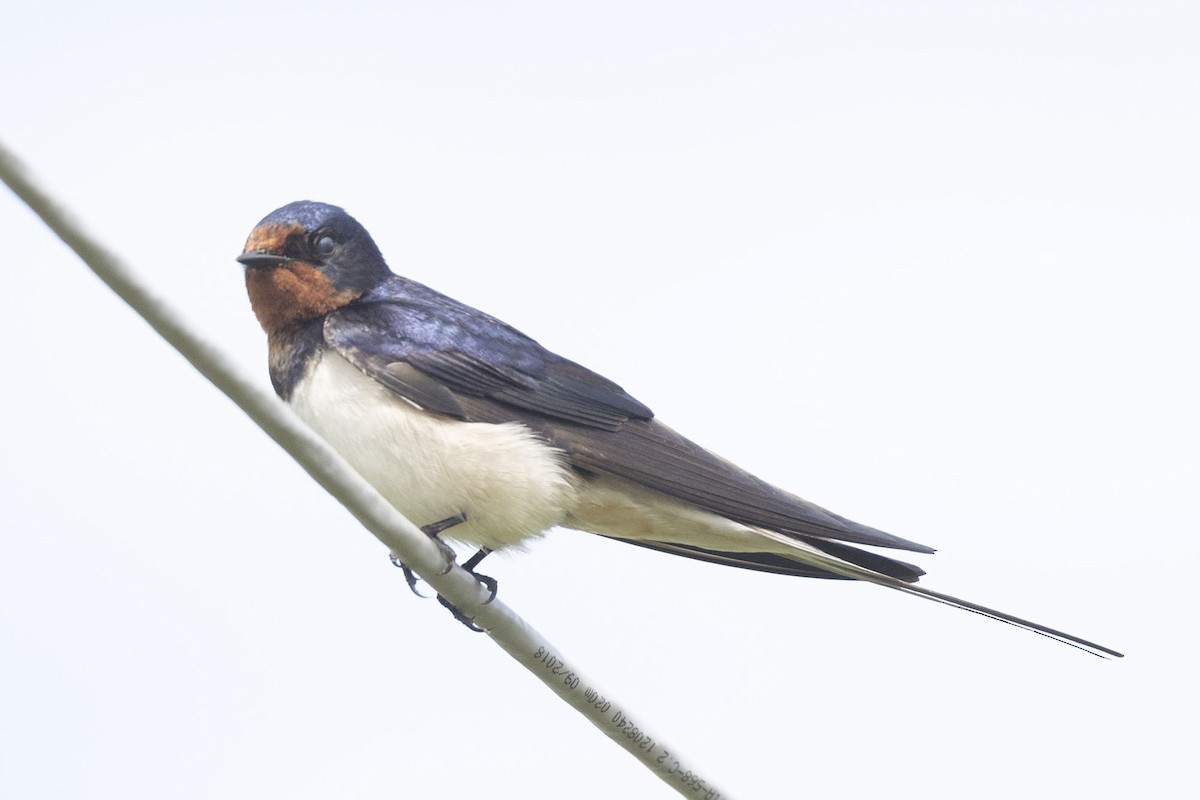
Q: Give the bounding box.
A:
[291,351,817,566]
[289,350,578,550]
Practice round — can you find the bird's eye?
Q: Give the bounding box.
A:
[315,235,335,256]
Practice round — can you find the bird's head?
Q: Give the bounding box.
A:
[238,201,391,336]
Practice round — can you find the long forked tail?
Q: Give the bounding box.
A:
[750,527,1124,659]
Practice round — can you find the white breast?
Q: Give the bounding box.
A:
[289,350,578,550]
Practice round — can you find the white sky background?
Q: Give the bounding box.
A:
[2,2,1196,798]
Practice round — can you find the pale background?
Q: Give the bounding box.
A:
[2,3,1196,798]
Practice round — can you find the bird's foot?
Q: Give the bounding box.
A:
[437,594,486,631]
[435,548,497,632]
[390,514,468,597]
[390,518,497,631]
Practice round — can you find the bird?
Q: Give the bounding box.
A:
[237,200,1121,657]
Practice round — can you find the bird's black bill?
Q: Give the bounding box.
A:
[236,252,291,268]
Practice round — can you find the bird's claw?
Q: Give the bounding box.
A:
[390,554,432,598]
[437,594,487,632]
[475,572,498,605]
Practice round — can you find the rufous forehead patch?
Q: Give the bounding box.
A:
[242,221,305,255]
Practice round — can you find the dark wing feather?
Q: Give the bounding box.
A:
[617,539,855,580]
[617,539,926,582]
[326,278,650,430]
[464,403,934,555]
[323,278,934,580]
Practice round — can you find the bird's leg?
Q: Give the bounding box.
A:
[421,514,470,539]
[390,514,468,597]
[389,514,494,632]
[461,547,497,603]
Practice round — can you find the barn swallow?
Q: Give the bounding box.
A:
[238,200,1121,657]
